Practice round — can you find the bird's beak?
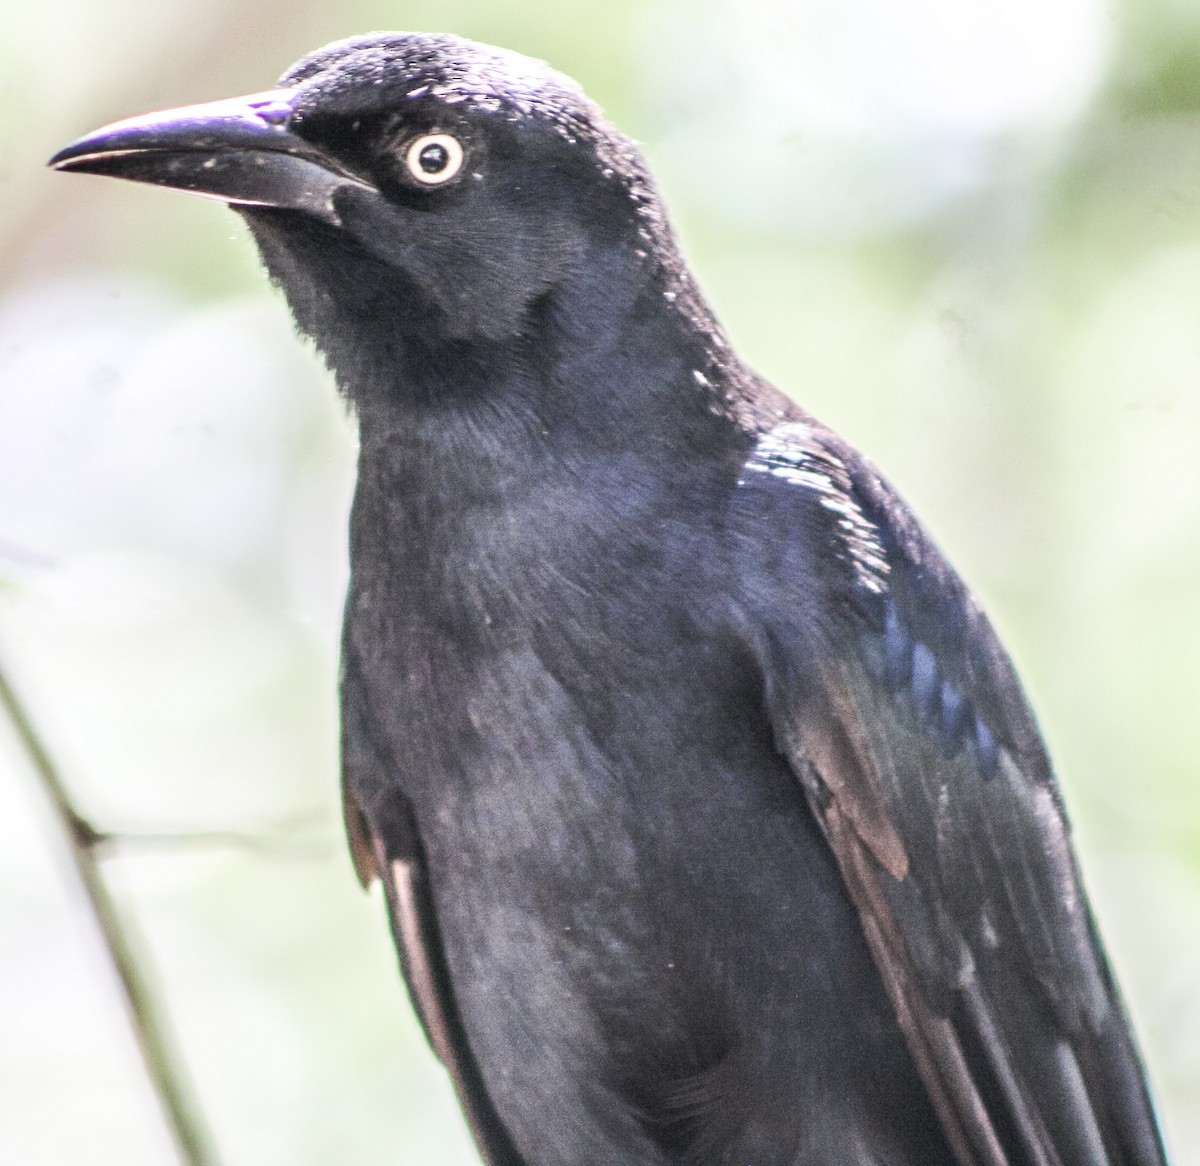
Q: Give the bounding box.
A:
[49,89,374,225]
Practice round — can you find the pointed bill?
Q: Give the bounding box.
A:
[50,89,374,225]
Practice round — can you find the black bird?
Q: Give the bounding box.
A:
[52,34,1170,1166]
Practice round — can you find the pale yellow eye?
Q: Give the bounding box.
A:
[404,133,464,185]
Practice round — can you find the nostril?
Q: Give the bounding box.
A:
[252,101,293,126]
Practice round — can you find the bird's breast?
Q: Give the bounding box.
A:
[343,459,932,1162]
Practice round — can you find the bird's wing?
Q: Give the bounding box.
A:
[735,418,1167,1166]
[340,646,524,1166]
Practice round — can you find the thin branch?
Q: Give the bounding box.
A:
[95,819,339,861]
[0,653,221,1166]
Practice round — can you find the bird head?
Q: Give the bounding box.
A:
[51,34,695,402]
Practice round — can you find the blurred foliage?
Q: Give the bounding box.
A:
[1,0,1197,1163]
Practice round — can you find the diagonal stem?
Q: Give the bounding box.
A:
[0,653,220,1166]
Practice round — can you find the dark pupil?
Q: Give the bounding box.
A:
[418,143,450,173]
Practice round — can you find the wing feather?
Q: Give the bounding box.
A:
[341,651,524,1166]
[742,418,1168,1166]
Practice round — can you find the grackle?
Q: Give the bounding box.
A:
[52,34,1170,1166]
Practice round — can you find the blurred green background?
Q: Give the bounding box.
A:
[2,0,1198,1162]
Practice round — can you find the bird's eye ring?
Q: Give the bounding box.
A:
[404,133,464,185]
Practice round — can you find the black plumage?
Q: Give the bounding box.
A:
[52,33,1169,1166]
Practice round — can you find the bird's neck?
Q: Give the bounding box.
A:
[248,209,754,463]
[342,240,747,482]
